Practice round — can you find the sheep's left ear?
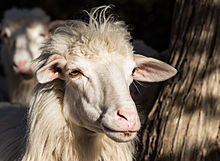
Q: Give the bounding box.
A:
[133,54,177,82]
[36,54,67,84]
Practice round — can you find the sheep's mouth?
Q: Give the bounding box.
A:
[102,125,137,142]
[103,125,137,133]
[12,64,33,79]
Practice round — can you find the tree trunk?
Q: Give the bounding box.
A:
[137,0,220,161]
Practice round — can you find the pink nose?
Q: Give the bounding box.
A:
[13,61,33,75]
[116,109,140,132]
[13,61,27,71]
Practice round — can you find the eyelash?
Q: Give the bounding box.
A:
[69,69,83,78]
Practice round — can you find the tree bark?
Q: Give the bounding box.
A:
[137,0,220,161]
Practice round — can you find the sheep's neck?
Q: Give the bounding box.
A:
[8,74,36,105]
[69,124,103,161]
[68,122,135,161]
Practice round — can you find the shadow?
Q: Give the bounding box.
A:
[172,90,220,119]
[149,147,220,161]
[205,148,220,161]
[0,103,28,160]
[0,0,174,52]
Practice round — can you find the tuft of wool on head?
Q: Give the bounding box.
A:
[37,5,133,66]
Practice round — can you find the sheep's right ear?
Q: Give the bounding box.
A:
[36,54,67,84]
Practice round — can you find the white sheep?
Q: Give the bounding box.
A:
[0,6,177,161]
[0,7,50,104]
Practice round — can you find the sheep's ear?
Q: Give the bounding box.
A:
[133,54,177,82]
[36,54,67,84]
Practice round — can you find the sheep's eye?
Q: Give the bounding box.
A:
[1,32,8,39]
[69,69,83,78]
[132,67,137,75]
[39,33,46,37]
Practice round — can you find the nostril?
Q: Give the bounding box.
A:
[117,110,128,121]
[115,109,140,131]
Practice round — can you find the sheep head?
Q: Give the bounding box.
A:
[36,53,176,143]
[0,8,50,79]
[35,6,177,143]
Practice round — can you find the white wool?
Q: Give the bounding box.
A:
[8,75,37,105]
[38,6,133,62]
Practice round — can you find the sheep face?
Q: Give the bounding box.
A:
[64,54,140,142]
[0,8,50,80]
[36,52,177,142]
[1,22,47,79]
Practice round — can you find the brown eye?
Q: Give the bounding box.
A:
[69,69,83,78]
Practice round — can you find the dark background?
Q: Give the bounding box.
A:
[0,0,175,52]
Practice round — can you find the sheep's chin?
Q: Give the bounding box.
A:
[13,66,33,80]
[102,127,137,142]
